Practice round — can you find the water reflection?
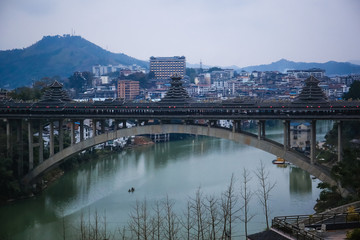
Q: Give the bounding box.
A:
[0,121,333,240]
[289,166,312,194]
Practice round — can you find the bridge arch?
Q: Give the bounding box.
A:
[23,124,337,188]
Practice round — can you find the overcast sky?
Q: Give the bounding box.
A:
[0,0,359,67]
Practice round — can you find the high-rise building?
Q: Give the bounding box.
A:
[117,80,139,100]
[149,56,186,79]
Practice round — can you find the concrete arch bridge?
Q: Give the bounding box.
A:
[22,124,338,192]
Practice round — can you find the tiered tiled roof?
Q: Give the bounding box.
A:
[293,76,328,104]
[40,81,71,102]
[160,74,192,104]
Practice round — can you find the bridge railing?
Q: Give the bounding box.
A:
[272,212,360,240]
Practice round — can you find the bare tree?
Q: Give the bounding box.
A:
[151,200,163,240]
[162,195,180,240]
[205,194,220,240]
[240,168,255,238]
[255,161,276,230]
[180,201,194,240]
[190,187,207,240]
[129,199,153,240]
[221,173,240,239]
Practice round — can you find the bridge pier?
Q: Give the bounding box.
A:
[114,119,119,131]
[50,121,55,156]
[28,120,34,171]
[232,120,241,133]
[92,119,97,137]
[80,120,84,142]
[70,120,76,145]
[122,120,127,128]
[38,121,43,164]
[59,119,64,151]
[101,120,105,134]
[17,120,23,177]
[6,119,11,158]
[257,120,265,140]
[283,120,290,150]
[310,120,316,164]
[337,121,343,162]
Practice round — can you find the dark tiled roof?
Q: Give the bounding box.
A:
[160,74,192,104]
[248,229,290,240]
[40,81,71,102]
[293,76,328,104]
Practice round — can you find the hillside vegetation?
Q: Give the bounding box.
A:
[0,35,148,89]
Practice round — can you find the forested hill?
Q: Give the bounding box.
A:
[0,35,148,89]
[239,59,360,75]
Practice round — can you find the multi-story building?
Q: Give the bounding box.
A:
[149,56,186,79]
[117,80,140,100]
[287,68,325,79]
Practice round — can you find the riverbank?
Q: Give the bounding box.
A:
[1,136,155,205]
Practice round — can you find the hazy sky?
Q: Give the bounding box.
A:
[0,0,359,67]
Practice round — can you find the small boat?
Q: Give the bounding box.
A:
[272,157,290,165]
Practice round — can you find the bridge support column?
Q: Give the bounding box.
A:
[101,120,105,134]
[233,120,242,133]
[50,121,54,156]
[92,119,97,137]
[70,120,76,145]
[337,121,343,162]
[114,119,119,131]
[38,122,43,164]
[283,120,290,150]
[257,120,265,140]
[310,120,316,164]
[17,120,23,177]
[59,119,64,152]
[80,120,84,142]
[28,121,34,171]
[6,119,11,157]
[122,120,127,128]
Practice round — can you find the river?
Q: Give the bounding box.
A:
[0,120,333,239]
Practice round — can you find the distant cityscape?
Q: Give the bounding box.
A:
[75,56,360,102]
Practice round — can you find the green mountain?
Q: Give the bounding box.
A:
[238,59,360,75]
[0,35,148,89]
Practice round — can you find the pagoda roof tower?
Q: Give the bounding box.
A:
[160,73,192,104]
[293,76,328,104]
[40,81,72,102]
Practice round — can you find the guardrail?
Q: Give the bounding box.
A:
[272,212,360,240]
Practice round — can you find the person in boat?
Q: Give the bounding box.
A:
[131,187,135,192]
